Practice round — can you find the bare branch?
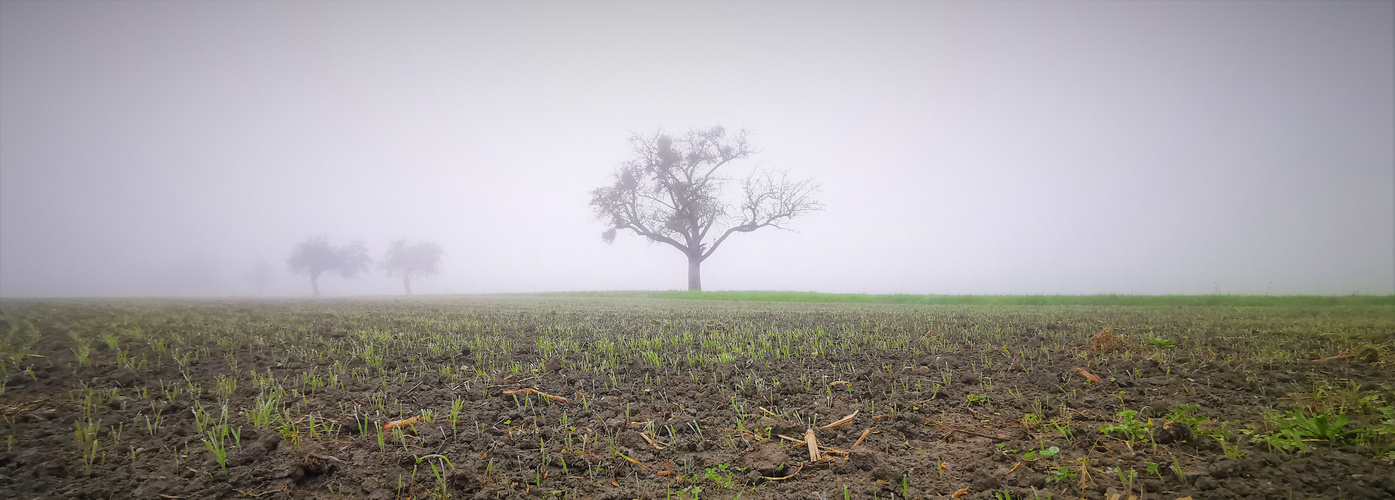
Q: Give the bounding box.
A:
[589,126,821,289]
[702,170,822,260]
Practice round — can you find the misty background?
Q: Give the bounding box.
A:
[1,1,1391,297]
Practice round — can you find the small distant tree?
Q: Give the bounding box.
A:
[380,239,443,296]
[286,235,371,297]
[243,260,274,293]
[589,126,822,291]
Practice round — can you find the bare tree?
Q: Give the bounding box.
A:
[380,239,443,295]
[589,126,822,291]
[286,235,371,297]
[243,260,274,293]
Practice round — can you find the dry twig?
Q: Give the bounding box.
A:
[1315,347,1380,364]
[777,434,805,444]
[945,426,1010,441]
[763,463,805,481]
[503,388,568,403]
[236,486,288,498]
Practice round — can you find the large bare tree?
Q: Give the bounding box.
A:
[589,126,822,291]
[286,235,371,297]
[380,239,443,296]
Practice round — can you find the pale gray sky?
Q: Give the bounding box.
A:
[2,1,1391,297]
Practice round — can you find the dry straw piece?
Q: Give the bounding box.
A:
[819,410,858,430]
[853,428,872,448]
[1315,346,1380,364]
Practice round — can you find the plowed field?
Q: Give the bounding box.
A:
[1,297,1391,499]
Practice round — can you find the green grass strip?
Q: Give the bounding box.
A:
[539,291,1394,307]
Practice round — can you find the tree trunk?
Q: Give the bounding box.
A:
[310,272,321,297]
[687,256,702,291]
[403,274,413,296]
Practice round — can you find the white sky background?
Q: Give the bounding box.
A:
[1,1,1391,297]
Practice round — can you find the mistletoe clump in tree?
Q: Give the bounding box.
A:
[589,126,822,291]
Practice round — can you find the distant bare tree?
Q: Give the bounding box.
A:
[380,239,443,295]
[589,126,822,291]
[286,235,371,297]
[243,260,274,293]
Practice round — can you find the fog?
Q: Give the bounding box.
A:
[2,1,1391,297]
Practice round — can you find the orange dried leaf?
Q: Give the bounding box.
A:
[1073,367,1102,383]
[382,416,422,431]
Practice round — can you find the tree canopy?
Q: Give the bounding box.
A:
[380,239,443,295]
[286,235,371,297]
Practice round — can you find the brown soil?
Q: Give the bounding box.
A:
[0,298,1391,500]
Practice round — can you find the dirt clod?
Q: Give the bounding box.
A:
[742,442,789,476]
[617,431,646,450]
[108,369,141,387]
[34,461,67,478]
[848,446,900,481]
[1152,420,1191,444]
[1195,475,1220,490]
[301,455,334,477]
[971,473,1001,491]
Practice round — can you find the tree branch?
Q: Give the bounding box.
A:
[590,127,820,274]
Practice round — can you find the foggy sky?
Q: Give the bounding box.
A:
[2,1,1392,297]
